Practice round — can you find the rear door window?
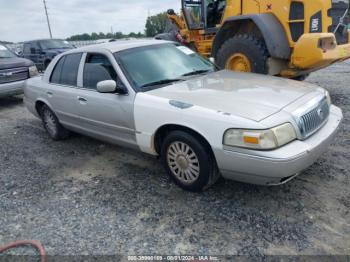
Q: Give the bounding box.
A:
[83,53,118,89]
[50,53,82,86]
[23,43,31,54]
[60,53,82,86]
[50,56,65,84]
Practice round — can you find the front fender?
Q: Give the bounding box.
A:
[212,14,291,60]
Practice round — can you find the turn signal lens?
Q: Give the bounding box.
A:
[243,135,259,145]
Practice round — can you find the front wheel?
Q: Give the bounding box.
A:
[216,34,269,74]
[161,131,220,192]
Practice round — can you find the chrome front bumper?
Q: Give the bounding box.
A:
[214,106,343,186]
[0,80,25,98]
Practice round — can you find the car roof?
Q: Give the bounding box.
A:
[68,39,172,54]
[23,39,66,43]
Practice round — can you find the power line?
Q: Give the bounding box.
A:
[43,0,53,39]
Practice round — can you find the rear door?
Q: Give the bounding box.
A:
[76,52,137,147]
[26,42,41,65]
[45,53,85,129]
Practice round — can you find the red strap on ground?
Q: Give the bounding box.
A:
[0,240,46,262]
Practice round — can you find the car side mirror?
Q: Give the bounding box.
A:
[97,80,117,93]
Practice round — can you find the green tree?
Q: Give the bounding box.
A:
[114,32,124,39]
[66,31,145,41]
[128,32,137,38]
[91,32,99,40]
[98,32,106,39]
[145,12,168,37]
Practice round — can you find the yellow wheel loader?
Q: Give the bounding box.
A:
[159,0,350,79]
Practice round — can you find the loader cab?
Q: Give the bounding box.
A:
[182,0,226,30]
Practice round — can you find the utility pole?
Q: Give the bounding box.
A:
[43,0,53,38]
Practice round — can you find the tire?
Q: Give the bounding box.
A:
[40,104,70,140]
[161,130,220,192]
[216,34,269,74]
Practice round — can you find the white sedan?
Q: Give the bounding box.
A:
[24,40,343,191]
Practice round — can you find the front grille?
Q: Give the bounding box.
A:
[328,0,349,44]
[0,67,29,84]
[299,99,330,138]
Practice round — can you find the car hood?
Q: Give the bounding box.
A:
[0,57,33,70]
[147,70,322,122]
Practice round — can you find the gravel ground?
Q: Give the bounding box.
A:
[0,62,349,257]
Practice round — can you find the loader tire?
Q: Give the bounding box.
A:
[216,34,269,74]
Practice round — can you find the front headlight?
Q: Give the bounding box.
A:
[325,91,332,106]
[29,65,39,78]
[223,123,297,150]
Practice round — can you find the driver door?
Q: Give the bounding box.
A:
[76,52,137,148]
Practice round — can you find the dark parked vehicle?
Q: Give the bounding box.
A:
[0,44,38,98]
[22,39,74,71]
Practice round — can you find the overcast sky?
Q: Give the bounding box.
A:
[0,0,180,42]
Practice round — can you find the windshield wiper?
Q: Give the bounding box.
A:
[181,69,211,77]
[140,78,183,88]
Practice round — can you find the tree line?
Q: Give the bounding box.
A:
[66,12,169,41]
[67,31,145,41]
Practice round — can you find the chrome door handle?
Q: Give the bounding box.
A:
[47,91,53,97]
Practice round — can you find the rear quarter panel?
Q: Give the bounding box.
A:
[24,76,52,117]
[24,53,60,117]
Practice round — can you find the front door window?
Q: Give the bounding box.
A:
[183,0,204,29]
[206,0,226,28]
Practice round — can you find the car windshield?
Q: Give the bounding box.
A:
[114,44,215,90]
[0,45,16,58]
[39,40,73,49]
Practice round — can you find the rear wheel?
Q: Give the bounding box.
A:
[40,105,70,140]
[216,34,269,74]
[161,131,220,192]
